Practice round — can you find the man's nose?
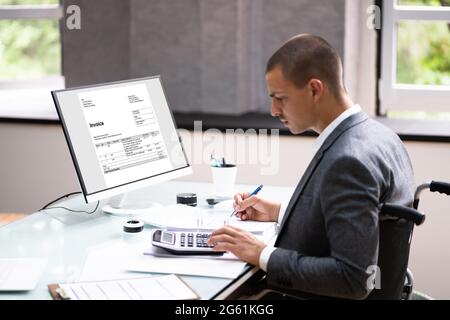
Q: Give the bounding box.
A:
[271,100,280,117]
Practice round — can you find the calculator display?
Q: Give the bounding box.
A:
[162,232,175,244]
[152,230,224,255]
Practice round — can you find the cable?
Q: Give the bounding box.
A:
[39,192,99,215]
[40,201,100,215]
[40,192,82,210]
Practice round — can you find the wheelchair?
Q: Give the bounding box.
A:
[402,181,450,300]
[222,181,450,300]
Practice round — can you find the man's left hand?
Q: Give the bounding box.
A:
[207,225,267,266]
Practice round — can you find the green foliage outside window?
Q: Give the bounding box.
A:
[0,0,60,80]
[397,0,450,86]
[389,0,450,119]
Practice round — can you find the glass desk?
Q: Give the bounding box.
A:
[0,181,293,300]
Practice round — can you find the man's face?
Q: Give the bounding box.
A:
[266,67,316,134]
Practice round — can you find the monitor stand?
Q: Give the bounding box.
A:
[102,193,162,217]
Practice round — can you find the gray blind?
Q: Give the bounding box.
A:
[63,0,345,115]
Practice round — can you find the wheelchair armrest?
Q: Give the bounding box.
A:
[380,203,425,226]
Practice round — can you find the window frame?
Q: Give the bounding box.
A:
[379,0,450,114]
[0,3,64,120]
[0,4,62,19]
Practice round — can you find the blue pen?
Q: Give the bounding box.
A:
[230,185,264,217]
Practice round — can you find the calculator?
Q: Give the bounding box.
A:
[152,230,225,255]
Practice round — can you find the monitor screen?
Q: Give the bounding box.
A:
[52,76,191,203]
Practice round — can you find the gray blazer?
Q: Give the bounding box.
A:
[266,112,415,300]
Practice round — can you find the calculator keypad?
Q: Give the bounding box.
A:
[153,230,225,255]
[187,233,194,247]
[195,233,215,248]
[180,233,186,247]
[178,233,214,249]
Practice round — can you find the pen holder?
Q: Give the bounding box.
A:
[211,164,237,198]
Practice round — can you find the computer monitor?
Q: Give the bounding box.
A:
[52,76,192,216]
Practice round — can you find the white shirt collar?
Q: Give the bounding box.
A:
[312,104,362,156]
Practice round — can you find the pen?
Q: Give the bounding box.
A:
[230,184,264,217]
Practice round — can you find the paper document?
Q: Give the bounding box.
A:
[80,239,149,282]
[80,238,248,282]
[140,204,275,234]
[52,275,199,300]
[144,245,240,261]
[126,255,247,279]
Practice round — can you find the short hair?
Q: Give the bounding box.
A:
[266,34,345,99]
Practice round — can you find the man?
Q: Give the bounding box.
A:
[207,34,415,300]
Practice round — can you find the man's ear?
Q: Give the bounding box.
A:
[308,79,324,101]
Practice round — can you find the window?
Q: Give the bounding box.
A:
[0,0,63,120]
[380,0,450,119]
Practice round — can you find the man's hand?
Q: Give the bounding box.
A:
[234,192,281,222]
[207,225,267,266]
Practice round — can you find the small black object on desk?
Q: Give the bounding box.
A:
[123,220,144,233]
[176,193,197,207]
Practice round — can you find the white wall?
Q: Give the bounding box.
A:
[0,123,449,298]
[402,142,450,300]
[0,122,79,213]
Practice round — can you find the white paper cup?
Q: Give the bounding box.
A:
[211,164,237,198]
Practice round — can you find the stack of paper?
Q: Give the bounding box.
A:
[143,245,240,260]
[125,255,247,279]
[140,204,275,234]
[80,238,248,281]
